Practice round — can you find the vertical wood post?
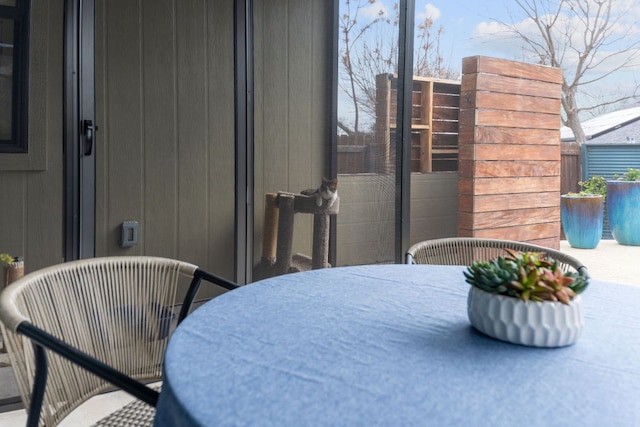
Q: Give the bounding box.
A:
[274,193,295,275]
[375,73,392,173]
[261,193,279,264]
[312,213,330,269]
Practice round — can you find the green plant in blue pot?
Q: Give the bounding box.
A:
[561,176,606,249]
[607,168,640,246]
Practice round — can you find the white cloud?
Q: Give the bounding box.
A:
[467,5,640,95]
[361,0,389,20]
[469,19,524,59]
[417,4,441,21]
[473,20,509,39]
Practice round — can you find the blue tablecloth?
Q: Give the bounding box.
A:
[154,264,640,426]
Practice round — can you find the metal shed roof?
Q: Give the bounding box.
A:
[561,105,640,143]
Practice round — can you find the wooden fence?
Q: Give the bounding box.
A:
[339,132,582,194]
[561,142,581,195]
[337,133,375,174]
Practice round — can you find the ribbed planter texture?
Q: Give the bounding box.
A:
[607,181,640,246]
[561,195,603,249]
[467,286,584,348]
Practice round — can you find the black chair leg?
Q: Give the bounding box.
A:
[27,343,48,427]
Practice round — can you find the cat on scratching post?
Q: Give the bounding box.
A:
[301,177,338,208]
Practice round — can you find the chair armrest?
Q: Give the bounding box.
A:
[16,321,159,407]
[577,265,590,279]
[177,268,238,323]
[197,269,239,291]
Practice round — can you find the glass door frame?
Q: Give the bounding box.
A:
[234,0,252,283]
[64,0,95,261]
[395,0,414,263]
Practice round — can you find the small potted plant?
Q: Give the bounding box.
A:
[1,253,24,289]
[561,176,606,249]
[607,168,640,246]
[464,249,588,347]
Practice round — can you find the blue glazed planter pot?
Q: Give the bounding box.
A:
[561,195,603,249]
[607,181,640,246]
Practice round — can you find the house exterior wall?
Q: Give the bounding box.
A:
[94,0,237,280]
[0,0,64,272]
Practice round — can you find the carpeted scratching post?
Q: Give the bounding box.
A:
[270,191,339,276]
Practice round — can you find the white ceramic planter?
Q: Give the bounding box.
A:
[467,286,584,348]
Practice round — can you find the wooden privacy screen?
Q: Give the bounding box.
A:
[458,56,563,249]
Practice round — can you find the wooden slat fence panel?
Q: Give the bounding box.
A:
[458,56,563,249]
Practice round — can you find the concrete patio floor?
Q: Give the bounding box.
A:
[560,239,640,286]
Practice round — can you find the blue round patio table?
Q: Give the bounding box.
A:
[154,264,640,426]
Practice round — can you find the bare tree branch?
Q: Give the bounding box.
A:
[501,0,640,142]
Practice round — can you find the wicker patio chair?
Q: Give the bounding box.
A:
[405,237,588,277]
[0,256,238,427]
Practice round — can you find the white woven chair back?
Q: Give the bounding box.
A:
[406,238,585,275]
[0,256,198,426]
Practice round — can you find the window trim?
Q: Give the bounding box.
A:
[0,0,30,153]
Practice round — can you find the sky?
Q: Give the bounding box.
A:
[414,0,518,67]
[347,0,640,116]
[416,0,640,72]
[352,0,535,68]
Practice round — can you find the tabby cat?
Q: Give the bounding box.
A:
[301,177,338,208]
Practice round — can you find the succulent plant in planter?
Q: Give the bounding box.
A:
[464,249,588,347]
[607,168,640,246]
[561,176,606,249]
[464,249,588,304]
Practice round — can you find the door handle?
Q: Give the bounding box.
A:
[83,119,95,156]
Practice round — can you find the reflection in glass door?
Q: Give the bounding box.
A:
[251,0,413,279]
[252,0,336,280]
[335,0,412,266]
